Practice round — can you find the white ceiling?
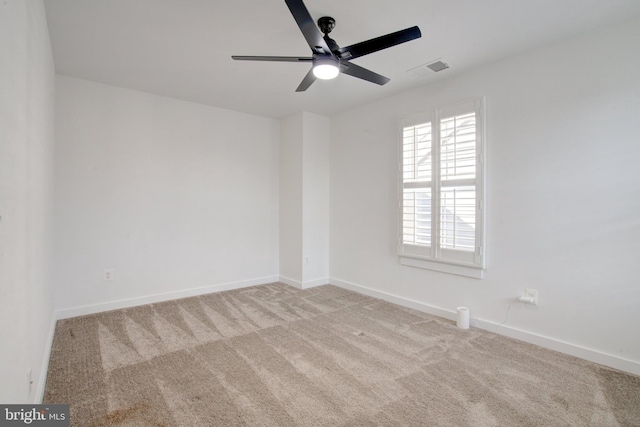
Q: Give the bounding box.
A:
[43,0,640,119]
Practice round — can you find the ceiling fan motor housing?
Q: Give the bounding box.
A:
[317,16,335,35]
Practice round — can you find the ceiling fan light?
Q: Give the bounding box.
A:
[313,58,339,80]
[313,64,339,79]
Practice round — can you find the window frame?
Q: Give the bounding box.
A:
[398,98,486,279]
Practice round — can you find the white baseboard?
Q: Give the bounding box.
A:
[302,277,329,289]
[330,277,456,320]
[279,276,328,290]
[36,310,57,403]
[330,277,640,376]
[55,276,280,320]
[278,276,302,289]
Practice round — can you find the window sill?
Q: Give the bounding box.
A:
[399,256,484,279]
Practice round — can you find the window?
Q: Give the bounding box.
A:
[399,98,485,278]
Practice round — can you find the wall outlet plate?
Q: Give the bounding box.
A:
[524,288,539,305]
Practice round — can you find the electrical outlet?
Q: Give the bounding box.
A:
[104,269,114,281]
[518,288,538,305]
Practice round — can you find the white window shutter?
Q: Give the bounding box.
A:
[399,98,485,277]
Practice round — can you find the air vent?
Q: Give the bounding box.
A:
[427,60,449,72]
[407,59,450,78]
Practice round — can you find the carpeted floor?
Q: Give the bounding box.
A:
[44,283,640,426]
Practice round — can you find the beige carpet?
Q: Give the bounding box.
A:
[44,283,640,426]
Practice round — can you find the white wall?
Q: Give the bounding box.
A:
[0,0,56,403]
[330,15,640,373]
[279,113,304,284]
[302,112,330,285]
[279,112,330,288]
[54,76,280,314]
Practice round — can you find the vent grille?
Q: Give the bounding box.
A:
[427,60,449,72]
[407,60,450,78]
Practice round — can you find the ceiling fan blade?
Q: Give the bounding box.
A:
[340,62,390,86]
[295,68,317,92]
[337,26,421,60]
[285,0,331,54]
[232,55,313,62]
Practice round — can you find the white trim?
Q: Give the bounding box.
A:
[472,318,640,376]
[36,311,57,403]
[279,275,303,289]
[440,99,479,119]
[329,277,640,376]
[55,276,280,320]
[279,276,327,289]
[400,256,483,279]
[330,277,454,319]
[302,278,329,289]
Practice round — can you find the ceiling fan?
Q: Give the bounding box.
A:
[232,0,421,92]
